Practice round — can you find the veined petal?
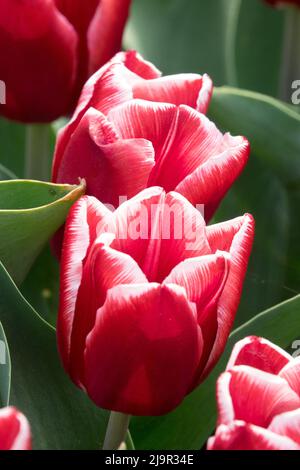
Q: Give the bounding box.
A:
[217,366,300,428]
[133,73,213,113]
[269,409,300,445]
[84,283,202,416]
[201,214,255,379]
[55,107,155,207]
[175,136,249,221]
[106,188,211,282]
[148,106,242,192]
[226,336,291,374]
[279,357,300,397]
[164,252,229,384]
[68,236,148,386]
[57,195,111,374]
[208,421,299,450]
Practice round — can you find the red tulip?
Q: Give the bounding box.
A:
[52,51,249,223]
[208,336,300,450]
[0,407,31,450]
[0,0,131,122]
[57,188,254,416]
[265,0,300,6]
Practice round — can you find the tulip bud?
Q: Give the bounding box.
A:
[208,336,300,450]
[0,407,31,450]
[0,0,131,122]
[57,189,254,416]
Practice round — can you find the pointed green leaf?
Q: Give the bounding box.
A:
[0,180,84,284]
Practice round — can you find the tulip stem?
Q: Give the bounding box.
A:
[279,6,300,102]
[103,412,131,450]
[25,124,51,181]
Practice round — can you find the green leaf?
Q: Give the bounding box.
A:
[0,180,84,285]
[125,0,283,96]
[125,0,228,84]
[0,260,108,449]
[209,87,300,185]
[234,0,283,96]
[131,295,300,450]
[0,321,11,408]
[207,87,300,324]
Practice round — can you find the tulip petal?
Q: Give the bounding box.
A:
[106,188,211,282]
[68,236,148,385]
[217,366,300,428]
[175,136,249,221]
[164,252,230,383]
[55,108,155,207]
[279,357,300,397]
[201,214,255,379]
[88,0,132,73]
[0,0,78,122]
[55,0,100,95]
[133,73,213,113]
[52,59,158,183]
[163,252,228,307]
[84,283,202,415]
[57,195,111,373]
[208,420,299,450]
[226,336,291,374]
[0,407,31,451]
[148,106,244,191]
[269,409,300,445]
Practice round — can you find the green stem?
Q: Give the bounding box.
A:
[103,412,131,450]
[25,124,50,181]
[125,430,135,450]
[279,6,300,102]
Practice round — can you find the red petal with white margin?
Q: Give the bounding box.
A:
[164,252,229,384]
[279,357,300,397]
[217,366,300,427]
[0,407,31,451]
[133,73,213,114]
[269,408,300,445]
[200,214,255,379]
[226,336,291,374]
[52,51,159,181]
[55,108,155,207]
[207,421,299,450]
[68,236,148,386]
[175,136,249,221]
[84,283,202,415]
[148,106,245,192]
[106,188,211,282]
[57,195,111,373]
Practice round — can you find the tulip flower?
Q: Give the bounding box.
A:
[0,407,31,450]
[0,0,131,122]
[57,188,254,416]
[208,336,300,450]
[52,51,249,223]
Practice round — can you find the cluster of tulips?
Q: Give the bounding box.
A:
[0,0,299,451]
